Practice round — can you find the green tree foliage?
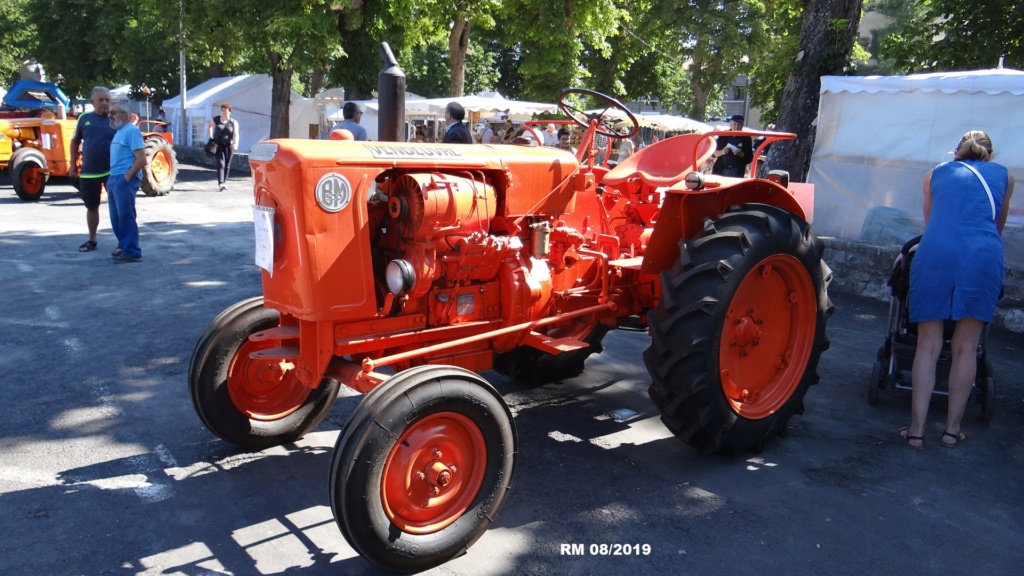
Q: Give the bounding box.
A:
[27,0,124,97]
[198,1,341,137]
[494,0,621,102]
[881,0,1023,72]
[628,0,772,120]
[327,0,422,100]
[857,0,920,74]
[747,0,805,125]
[0,0,37,86]
[404,38,499,98]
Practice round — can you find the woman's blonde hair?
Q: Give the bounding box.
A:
[954,130,994,161]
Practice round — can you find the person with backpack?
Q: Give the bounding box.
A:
[207,103,240,191]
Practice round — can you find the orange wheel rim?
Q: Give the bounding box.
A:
[151,150,171,182]
[226,339,311,420]
[719,254,816,419]
[22,166,45,194]
[382,412,487,534]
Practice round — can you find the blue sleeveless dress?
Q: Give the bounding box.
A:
[909,159,1009,323]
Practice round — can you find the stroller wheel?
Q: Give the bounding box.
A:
[868,360,882,405]
[978,359,995,422]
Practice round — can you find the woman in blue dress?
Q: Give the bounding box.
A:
[900,131,1015,449]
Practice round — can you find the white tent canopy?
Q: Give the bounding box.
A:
[415,91,558,118]
[582,108,711,133]
[161,75,318,152]
[808,69,1024,265]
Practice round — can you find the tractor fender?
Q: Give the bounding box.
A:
[640,179,808,275]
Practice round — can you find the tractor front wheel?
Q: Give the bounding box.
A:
[645,203,833,455]
[189,298,340,449]
[11,148,48,201]
[141,136,177,196]
[329,365,516,572]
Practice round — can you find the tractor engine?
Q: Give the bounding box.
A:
[372,170,554,333]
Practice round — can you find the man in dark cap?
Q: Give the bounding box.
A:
[711,114,753,177]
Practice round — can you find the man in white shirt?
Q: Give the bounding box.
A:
[478,122,495,144]
[543,123,559,146]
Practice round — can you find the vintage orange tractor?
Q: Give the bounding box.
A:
[0,80,177,200]
[189,89,832,572]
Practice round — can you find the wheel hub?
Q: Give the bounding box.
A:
[382,412,486,534]
[719,255,816,419]
[227,340,311,421]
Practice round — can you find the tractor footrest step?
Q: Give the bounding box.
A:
[522,332,588,355]
[249,325,300,341]
[608,256,644,270]
[249,346,299,361]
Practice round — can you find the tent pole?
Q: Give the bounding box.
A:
[179,0,188,146]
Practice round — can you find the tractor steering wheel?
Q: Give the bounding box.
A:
[557,89,639,139]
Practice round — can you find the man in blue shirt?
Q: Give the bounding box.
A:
[328,102,368,141]
[106,101,147,263]
[69,86,115,253]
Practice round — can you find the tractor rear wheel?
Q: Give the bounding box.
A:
[141,136,177,196]
[493,320,610,385]
[189,298,340,449]
[330,365,516,572]
[645,203,833,455]
[11,148,48,201]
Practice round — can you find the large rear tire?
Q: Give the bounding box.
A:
[645,203,833,455]
[11,148,48,201]
[189,298,340,449]
[329,365,516,572]
[140,136,177,196]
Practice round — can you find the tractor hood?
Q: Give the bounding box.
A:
[2,80,71,111]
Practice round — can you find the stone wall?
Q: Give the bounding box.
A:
[822,237,1024,333]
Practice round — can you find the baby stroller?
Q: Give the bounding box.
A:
[867,236,995,421]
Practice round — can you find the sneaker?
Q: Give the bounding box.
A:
[112,252,142,264]
[218,183,226,191]
[111,247,123,257]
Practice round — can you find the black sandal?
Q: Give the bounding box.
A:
[899,427,924,451]
[940,430,966,448]
[78,240,97,252]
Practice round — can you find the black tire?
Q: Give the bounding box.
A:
[140,136,177,196]
[188,297,265,398]
[11,148,48,201]
[493,322,610,385]
[868,360,882,405]
[189,299,340,449]
[978,358,994,423]
[329,365,517,572]
[645,203,833,455]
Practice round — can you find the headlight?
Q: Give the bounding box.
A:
[385,259,415,295]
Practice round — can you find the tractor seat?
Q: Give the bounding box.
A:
[604,133,715,188]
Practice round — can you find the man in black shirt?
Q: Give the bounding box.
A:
[711,114,753,177]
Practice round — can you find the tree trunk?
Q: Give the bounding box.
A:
[769,0,864,182]
[310,69,326,97]
[449,18,471,97]
[269,55,293,139]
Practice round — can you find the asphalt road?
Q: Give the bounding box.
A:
[1,163,1022,576]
